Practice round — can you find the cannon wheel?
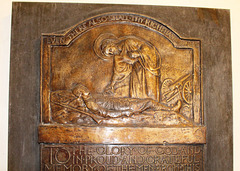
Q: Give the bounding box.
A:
[161,79,174,101]
[182,80,192,104]
[161,79,173,93]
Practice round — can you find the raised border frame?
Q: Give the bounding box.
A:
[39,12,205,144]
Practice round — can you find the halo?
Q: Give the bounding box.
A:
[93,33,118,60]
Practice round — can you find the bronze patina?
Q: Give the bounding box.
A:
[39,12,205,170]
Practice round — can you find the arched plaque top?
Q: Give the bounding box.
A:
[42,12,200,48]
[40,11,204,144]
[41,12,202,129]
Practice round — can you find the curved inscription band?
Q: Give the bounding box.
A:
[42,13,198,48]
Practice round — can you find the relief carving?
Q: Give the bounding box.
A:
[39,12,204,144]
[49,33,190,125]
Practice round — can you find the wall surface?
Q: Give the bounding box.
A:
[1,0,240,171]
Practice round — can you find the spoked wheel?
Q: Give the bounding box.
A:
[182,81,192,104]
[161,79,174,102]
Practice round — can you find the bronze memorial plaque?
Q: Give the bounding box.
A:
[38,12,206,170]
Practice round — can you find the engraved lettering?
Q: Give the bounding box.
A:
[64,164,73,170]
[40,12,204,171]
[73,165,81,171]
[44,164,53,170]
[55,148,71,164]
[96,147,105,155]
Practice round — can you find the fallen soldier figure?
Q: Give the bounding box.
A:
[70,84,182,119]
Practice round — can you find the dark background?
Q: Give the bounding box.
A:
[8,3,232,170]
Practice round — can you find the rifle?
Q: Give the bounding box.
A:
[51,101,103,124]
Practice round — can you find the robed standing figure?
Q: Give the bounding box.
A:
[94,33,161,102]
